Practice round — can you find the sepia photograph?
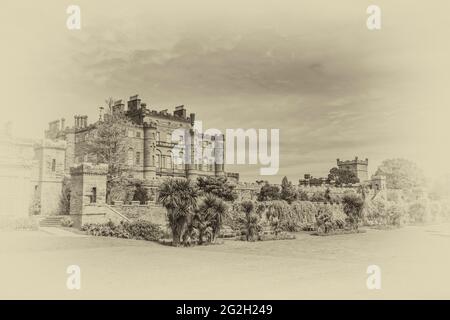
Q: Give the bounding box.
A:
[1,0,450,309]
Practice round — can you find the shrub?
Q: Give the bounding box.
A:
[290,201,317,230]
[132,182,149,204]
[121,220,164,241]
[408,201,429,224]
[364,198,388,226]
[60,217,73,228]
[264,200,292,235]
[315,204,346,234]
[238,201,262,241]
[82,220,164,241]
[315,207,334,234]
[386,202,405,227]
[298,190,309,201]
[310,191,326,202]
[342,193,364,230]
[257,183,281,201]
[196,176,238,201]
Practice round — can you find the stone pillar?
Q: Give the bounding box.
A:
[143,122,156,180]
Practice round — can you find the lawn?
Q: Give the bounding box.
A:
[1,223,450,299]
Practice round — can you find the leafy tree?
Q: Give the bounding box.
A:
[58,176,71,214]
[375,158,426,191]
[158,178,199,246]
[257,182,281,201]
[328,167,359,186]
[196,176,237,201]
[194,194,228,244]
[85,99,132,202]
[280,176,297,204]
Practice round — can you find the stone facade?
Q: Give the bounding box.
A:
[0,126,36,218]
[45,94,236,182]
[33,139,67,215]
[68,163,130,228]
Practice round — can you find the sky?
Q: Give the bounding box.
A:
[1,0,450,182]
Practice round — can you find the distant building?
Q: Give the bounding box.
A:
[336,157,369,183]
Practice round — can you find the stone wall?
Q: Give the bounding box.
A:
[111,202,167,225]
[71,204,130,228]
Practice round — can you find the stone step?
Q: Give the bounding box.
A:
[39,216,64,227]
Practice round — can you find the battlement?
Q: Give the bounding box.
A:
[35,138,67,150]
[70,162,108,176]
[336,156,368,166]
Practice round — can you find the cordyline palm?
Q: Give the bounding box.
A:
[195,194,228,244]
[158,178,198,246]
[239,201,260,241]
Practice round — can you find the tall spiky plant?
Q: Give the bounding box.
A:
[195,194,228,244]
[239,201,261,241]
[158,178,198,246]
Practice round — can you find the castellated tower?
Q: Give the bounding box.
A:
[336,156,369,183]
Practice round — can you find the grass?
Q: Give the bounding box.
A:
[1,223,450,299]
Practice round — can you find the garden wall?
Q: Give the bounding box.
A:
[110,202,167,225]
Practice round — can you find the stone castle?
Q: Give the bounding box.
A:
[0,96,386,227]
[336,157,369,183]
[45,95,236,182]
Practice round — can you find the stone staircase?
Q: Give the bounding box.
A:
[39,216,63,227]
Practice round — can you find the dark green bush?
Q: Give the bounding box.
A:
[82,220,163,241]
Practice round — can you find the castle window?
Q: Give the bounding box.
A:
[136,131,141,138]
[90,187,97,203]
[156,132,160,141]
[128,130,134,138]
[166,154,172,169]
[127,149,133,166]
[136,152,141,165]
[51,159,56,172]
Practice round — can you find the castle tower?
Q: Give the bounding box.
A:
[69,163,108,227]
[34,139,67,215]
[336,157,369,183]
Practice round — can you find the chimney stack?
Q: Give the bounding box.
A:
[127,94,141,112]
[99,107,104,121]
